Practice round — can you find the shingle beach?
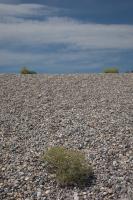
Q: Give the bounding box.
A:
[0,74,133,200]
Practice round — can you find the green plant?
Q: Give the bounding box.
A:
[103,67,119,73]
[43,146,93,185]
[20,67,37,74]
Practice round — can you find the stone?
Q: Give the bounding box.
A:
[37,189,42,198]
[45,190,50,195]
[113,161,118,167]
[74,192,79,200]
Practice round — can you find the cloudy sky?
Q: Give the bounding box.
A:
[0,0,133,73]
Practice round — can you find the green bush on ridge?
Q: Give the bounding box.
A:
[20,67,37,74]
[103,67,119,73]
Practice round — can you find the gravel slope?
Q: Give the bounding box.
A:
[0,74,133,200]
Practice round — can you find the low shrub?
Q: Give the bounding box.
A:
[20,67,37,74]
[125,70,133,73]
[43,146,93,185]
[103,67,119,73]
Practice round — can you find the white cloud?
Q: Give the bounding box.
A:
[0,0,20,3]
[0,48,90,66]
[0,48,130,74]
[0,3,133,71]
[0,16,133,49]
[0,3,133,49]
[0,3,59,18]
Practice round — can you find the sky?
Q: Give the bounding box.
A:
[0,0,133,73]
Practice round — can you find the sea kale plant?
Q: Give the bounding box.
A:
[103,67,119,73]
[43,146,93,186]
[20,67,37,74]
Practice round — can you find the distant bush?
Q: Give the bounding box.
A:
[125,70,133,73]
[20,67,37,74]
[103,67,119,73]
[43,146,93,186]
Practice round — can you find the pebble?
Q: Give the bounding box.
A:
[113,161,118,167]
[45,190,50,195]
[25,177,30,181]
[74,192,79,200]
[37,189,42,198]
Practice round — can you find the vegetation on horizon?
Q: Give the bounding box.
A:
[20,67,37,74]
[125,70,133,73]
[103,67,119,73]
